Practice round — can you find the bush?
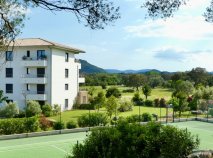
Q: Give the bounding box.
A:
[53,121,65,130]
[39,115,51,131]
[53,104,61,116]
[122,89,134,93]
[78,113,108,127]
[132,93,143,105]
[105,87,121,98]
[126,113,152,123]
[144,99,154,107]
[66,120,77,129]
[42,104,53,117]
[69,121,199,158]
[0,102,19,118]
[154,98,160,107]
[26,101,42,117]
[78,104,95,110]
[118,100,133,112]
[142,113,152,122]
[209,108,213,117]
[0,117,39,135]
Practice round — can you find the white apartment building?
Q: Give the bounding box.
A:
[0,38,85,111]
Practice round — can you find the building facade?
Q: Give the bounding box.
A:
[0,38,85,111]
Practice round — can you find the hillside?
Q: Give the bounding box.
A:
[79,59,106,74]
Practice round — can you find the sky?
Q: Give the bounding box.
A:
[19,0,213,72]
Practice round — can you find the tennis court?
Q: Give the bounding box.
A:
[0,132,87,158]
[170,121,213,150]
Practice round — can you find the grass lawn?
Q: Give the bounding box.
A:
[80,86,172,101]
[50,106,173,123]
[50,87,173,123]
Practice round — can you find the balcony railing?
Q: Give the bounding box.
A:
[22,57,47,67]
[22,74,47,84]
[22,90,47,101]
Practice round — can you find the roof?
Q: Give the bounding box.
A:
[10,38,85,54]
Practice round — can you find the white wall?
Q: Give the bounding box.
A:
[51,48,79,110]
[0,46,51,109]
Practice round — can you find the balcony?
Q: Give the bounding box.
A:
[78,75,85,83]
[23,91,47,101]
[22,74,47,84]
[22,57,47,67]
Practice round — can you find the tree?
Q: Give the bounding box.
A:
[142,84,152,100]
[0,102,19,118]
[188,68,209,86]
[125,74,147,91]
[26,100,42,117]
[41,103,53,117]
[143,0,213,23]
[69,121,199,158]
[105,96,119,118]
[0,90,7,103]
[132,92,143,105]
[0,0,120,48]
[148,75,164,88]
[91,91,106,111]
[105,87,121,98]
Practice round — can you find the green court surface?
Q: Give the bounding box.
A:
[0,132,87,158]
[170,121,213,150]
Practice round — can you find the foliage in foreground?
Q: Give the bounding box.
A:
[69,121,199,158]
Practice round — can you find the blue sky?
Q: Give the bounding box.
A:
[19,0,213,72]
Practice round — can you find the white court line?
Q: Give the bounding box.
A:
[51,145,67,153]
[0,137,85,151]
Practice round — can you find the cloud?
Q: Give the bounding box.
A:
[153,47,213,64]
[124,0,213,40]
[124,15,213,40]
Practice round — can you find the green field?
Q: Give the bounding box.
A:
[50,87,173,123]
[0,132,87,158]
[170,121,213,150]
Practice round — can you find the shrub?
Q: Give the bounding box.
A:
[209,108,213,117]
[42,104,53,117]
[66,120,77,129]
[132,92,143,105]
[0,117,39,135]
[142,112,152,122]
[78,113,108,127]
[78,104,95,110]
[0,102,19,118]
[39,115,51,131]
[144,99,154,107]
[105,87,121,98]
[154,98,160,107]
[126,113,152,123]
[118,100,133,112]
[53,104,61,116]
[53,121,65,130]
[160,98,167,107]
[26,101,42,117]
[122,89,134,93]
[69,121,199,158]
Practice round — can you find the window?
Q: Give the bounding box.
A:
[27,50,30,57]
[27,84,30,91]
[27,68,30,74]
[5,51,13,61]
[37,84,45,94]
[37,50,46,60]
[37,68,45,77]
[65,53,69,62]
[65,84,69,90]
[65,69,69,78]
[6,68,13,78]
[6,84,13,93]
[65,99,68,109]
